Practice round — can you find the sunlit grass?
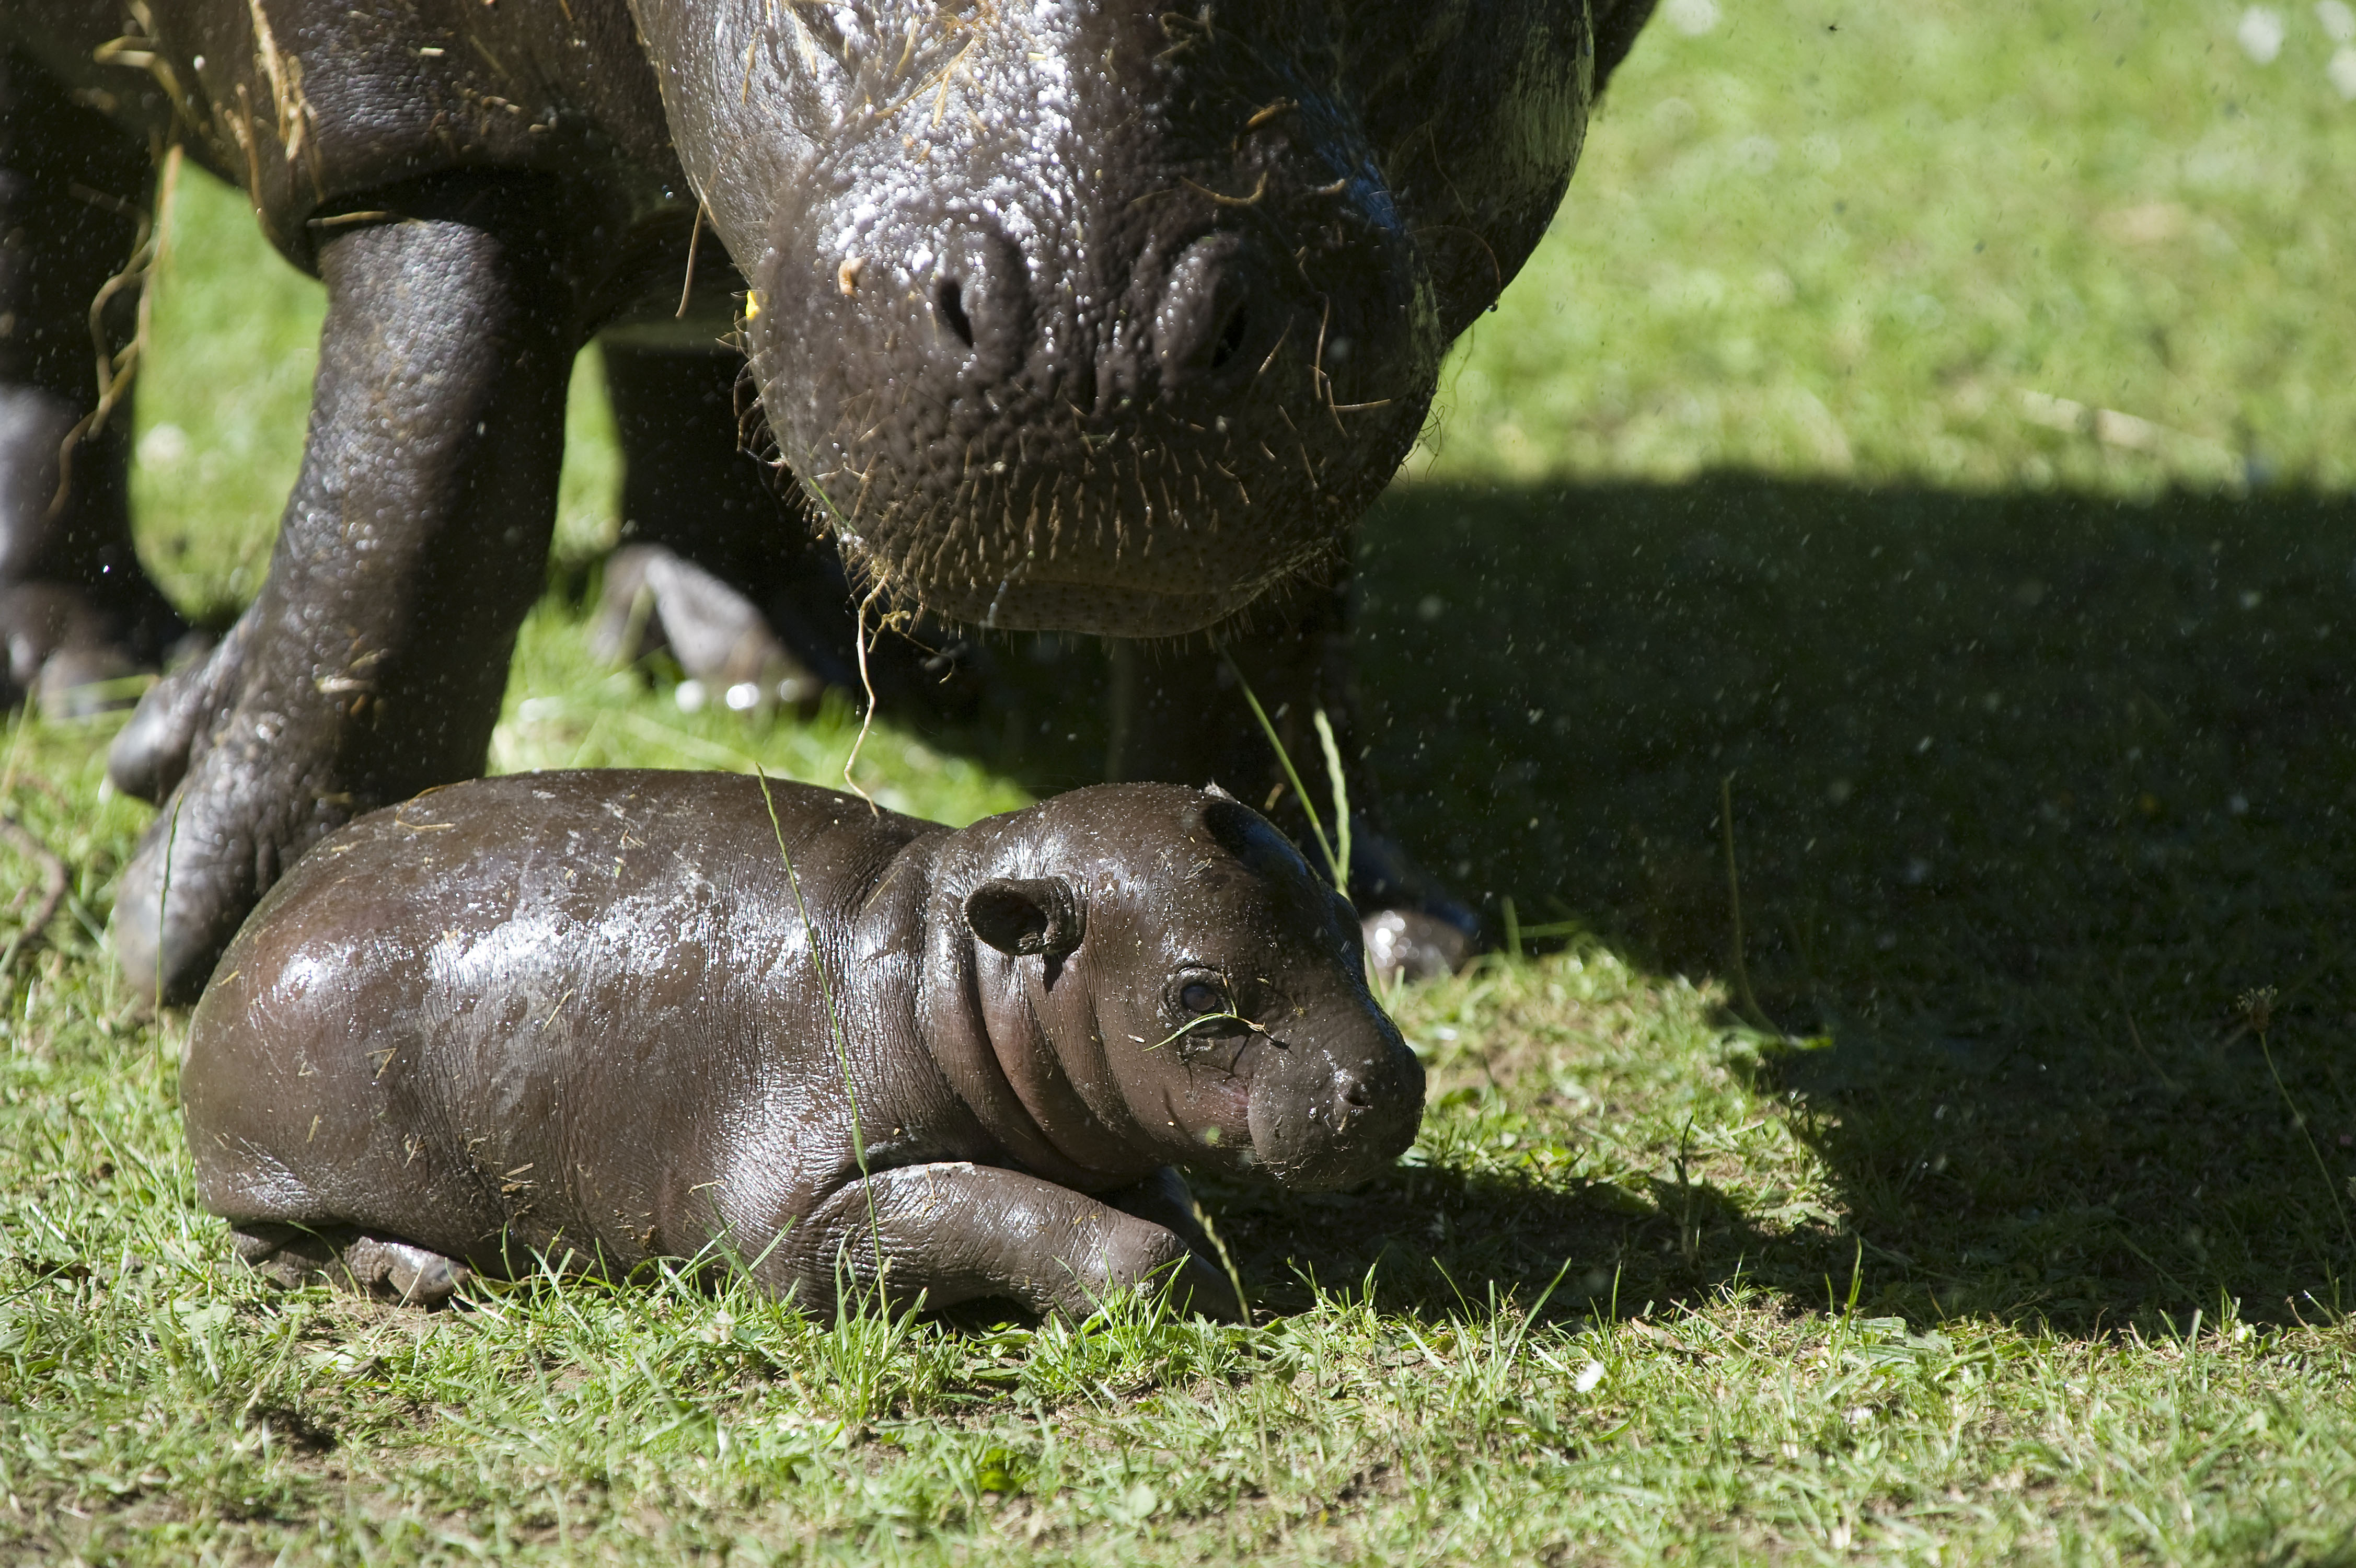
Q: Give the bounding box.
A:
[7,0,2356,1560]
[1416,0,2356,495]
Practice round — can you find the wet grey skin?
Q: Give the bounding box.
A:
[4,1,1660,1002]
[182,773,1424,1315]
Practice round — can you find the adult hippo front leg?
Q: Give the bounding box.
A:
[1106,580,1479,981]
[0,48,191,713]
[109,176,580,1003]
[788,1162,1239,1320]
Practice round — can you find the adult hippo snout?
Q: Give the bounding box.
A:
[735,5,1440,636]
[1247,1003,1425,1193]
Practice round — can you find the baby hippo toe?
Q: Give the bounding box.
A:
[341,1237,472,1308]
[230,1223,344,1290]
[228,1224,471,1307]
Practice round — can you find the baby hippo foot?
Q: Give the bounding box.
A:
[231,1224,472,1307]
[1101,1167,1245,1320]
[339,1236,473,1307]
[591,544,825,711]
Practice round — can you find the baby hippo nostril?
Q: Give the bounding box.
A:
[1339,1074,1373,1112]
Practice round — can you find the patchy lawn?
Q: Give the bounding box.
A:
[8,1,2356,1561]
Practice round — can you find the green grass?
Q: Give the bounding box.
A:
[10,0,2356,1559]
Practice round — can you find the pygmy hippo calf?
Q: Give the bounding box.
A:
[181,774,1423,1315]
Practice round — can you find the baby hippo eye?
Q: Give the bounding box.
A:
[1179,980,1226,1017]
[1163,972,1250,1043]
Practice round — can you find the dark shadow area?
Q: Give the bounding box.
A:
[561,472,2356,1334]
[1193,1159,1780,1327]
[1338,475,2356,1332]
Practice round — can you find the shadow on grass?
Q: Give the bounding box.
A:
[1336,475,2356,1334]
[1189,1160,1780,1328]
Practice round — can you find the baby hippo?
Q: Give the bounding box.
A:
[181,774,1423,1315]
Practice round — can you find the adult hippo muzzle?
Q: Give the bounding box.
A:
[3,1,1658,1000]
[711,4,1440,635]
[183,774,1422,1315]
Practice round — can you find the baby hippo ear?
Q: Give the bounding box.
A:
[965,877,1087,958]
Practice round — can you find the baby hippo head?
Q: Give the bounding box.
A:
[956,783,1423,1192]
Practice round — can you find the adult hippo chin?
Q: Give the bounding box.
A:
[0,0,1658,1004]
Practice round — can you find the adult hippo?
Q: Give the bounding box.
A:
[1,0,1659,1002]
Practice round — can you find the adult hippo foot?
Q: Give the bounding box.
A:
[590,544,827,712]
[1,582,137,716]
[107,189,581,1005]
[590,538,994,728]
[1350,833,1480,986]
[0,391,195,718]
[1362,909,1474,987]
[108,618,359,1006]
[0,78,197,720]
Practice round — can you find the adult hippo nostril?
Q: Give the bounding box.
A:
[1211,306,1250,370]
[921,225,1032,382]
[935,278,975,349]
[1151,233,1266,393]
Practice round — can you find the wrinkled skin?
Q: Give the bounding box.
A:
[183,775,1423,1315]
[3,1,1658,1001]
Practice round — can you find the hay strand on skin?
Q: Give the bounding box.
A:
[46,145,178,522]
[675,200,706,319]
[1150,1009,1269,1052]
[842,585,883,815]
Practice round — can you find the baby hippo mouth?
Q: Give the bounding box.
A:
[1239,1024,1424,1192]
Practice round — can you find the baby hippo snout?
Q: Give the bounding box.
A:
[1247,1007,1425,1193]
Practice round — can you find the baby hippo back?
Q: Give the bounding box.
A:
[182,771,934,1276]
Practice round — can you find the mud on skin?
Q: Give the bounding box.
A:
[182,774,1424,1316]
[4,1,1660,1001]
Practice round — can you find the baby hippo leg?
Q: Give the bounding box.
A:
[231,1223,472,1308]
[1096,1165,1244,1318]
[799,1163,1239,1320]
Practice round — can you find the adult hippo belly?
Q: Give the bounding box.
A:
[1,0,1658,1003]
